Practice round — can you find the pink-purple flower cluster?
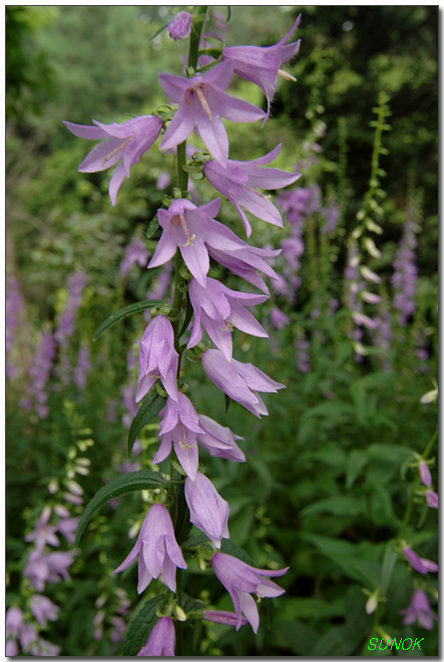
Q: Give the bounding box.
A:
[391,213,419,327]
[65,9,300,653]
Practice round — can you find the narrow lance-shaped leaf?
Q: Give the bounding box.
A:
[75,470,167,546]
[93,300,164,341]
[128,390,166,457]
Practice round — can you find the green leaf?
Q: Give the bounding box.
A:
[346,450,368,489]
[380,541,399,597]
[301,495,366,517]
[220,538,255,566]
[75,470,166,545]
[119,594,169,656]
[128,390,166,457]
[93,300,164,341]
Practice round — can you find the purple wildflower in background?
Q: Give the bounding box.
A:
[270,307,290,330]
[167,11,193,41]
[136,315,179,403]
[6,606,24,638]
[209,244,281,295]
[203,610,247,627]
[399,589,438,630]
[201,349,285,418]
[402,546,438,575]
[391,213,419,327]
[188,277,268,361]
[138,617,175,656]
[73,342,91,391]
[23,549,75,592]
[55,272,87,348]
[426,490,438,509]
[197,415,246,463]
[29,595,60,628]
[153,392,203,479]
[185,472,230,548]
[296,336,311,373]
[321,202,340,235]
[114,504,187,594]
[203,145,300,236]
[419,460,432,487]
[64,116,163,205]
[156,171,171,191]
[120,238,150,278]
[148,198,248,286]
[159,61,265,166]
[211,553,288,633]
[6,277,24,378]
[222,15,301,123]
[24,506,60,552]
[20,331,56,419]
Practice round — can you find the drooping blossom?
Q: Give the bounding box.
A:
[19,623,39,653]
[73,341,91,391]
[31,637,61,656]
[211,553,288,632]
[153,392,203,480]
[120,238,150,278]
[159,61,264,166]
[222,15,301,123]
[201,349,285,418]
[402,546,438,575]
[167,11,192,41]
[208,244,281,295]
[391,209,419,327]
[203,610,247,627]
[426,490,438,509]
[55,272,87,348]
[188,277,268,360]
[6,607,24,638]
[23,549,75,592]
[24,506,60,552]
[138,617,175,656]
[270,307,290,330]
[185,472,229,548]
[418,460,432,487]
[197,414,245,463]
[114,504,187,594]
[29,595,60,628]
[148,198,249,287]
[64,116,163,205]
[136,315,179,403]
[399,589,438,630]
[203,145,300,236]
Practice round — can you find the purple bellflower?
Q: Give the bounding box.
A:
[188,277,268,361]
[148,198,248,286]
[24,506,60,552]
[201,349,285,418]
[138,617,176,656]
[222,15,301,124]
[114,504,186,594]
[159,61,265,166]
[402,546,439,575]
[426,490,438,509]
[167,11,193,41]
[120,238,150,278]
[23,549,75,592]
[418,460,432,487]
[203,610,247,627]
[136,315,179,403]
[203,144,300,236]
[209,244,281,294]
[197,414,246,463]
[211,552,288,633]
[64,115,163,205]
[153,392,204,480]
[29,595,60,628]
[185,472,230,548]
[399,589,438,630]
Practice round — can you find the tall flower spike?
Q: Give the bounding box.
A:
[114,504,187,594]
[138,617,176,656]
[159,60,265,166]
[222,15,301,124]
[64,115,163,205]
[153,392,204,480]
[185,472,230,548]
[148,198,248,287]
[201,349,285,418]
[204,144,301,237]
[188,277,268,361]
[211,552,288,633]
[136,315,179,403]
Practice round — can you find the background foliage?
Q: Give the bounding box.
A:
[6,5,438,656]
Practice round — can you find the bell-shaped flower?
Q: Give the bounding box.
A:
[204,145,300,236]
[114,504,187,594]
[211,552,288,633]
[222,15,301,123]
[63,115,163,205]
[136,315,179,403]
[185,472,229,548]
[201,349,285,418]
[208,244,281,294]
[399,589,438,630]
[159,61,265,166]
[203,610,247,627]
[197,415,245,463]
[167,11,192,41]
[138,617,176,656]
[426,490,438,509]
[153,392,204,480]
[418,460,432,487]
[29,595,60,628]
[148,198,247,287]
[402,546,439,575]
[188,277,268,361]
[24,506,60,552]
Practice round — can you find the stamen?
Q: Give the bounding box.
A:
[170,212,196,247]
[101,136,133,165]
[245,186,270,201]
[186,83,213,120]
[179,423,196,452]
[219,318,234,332]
